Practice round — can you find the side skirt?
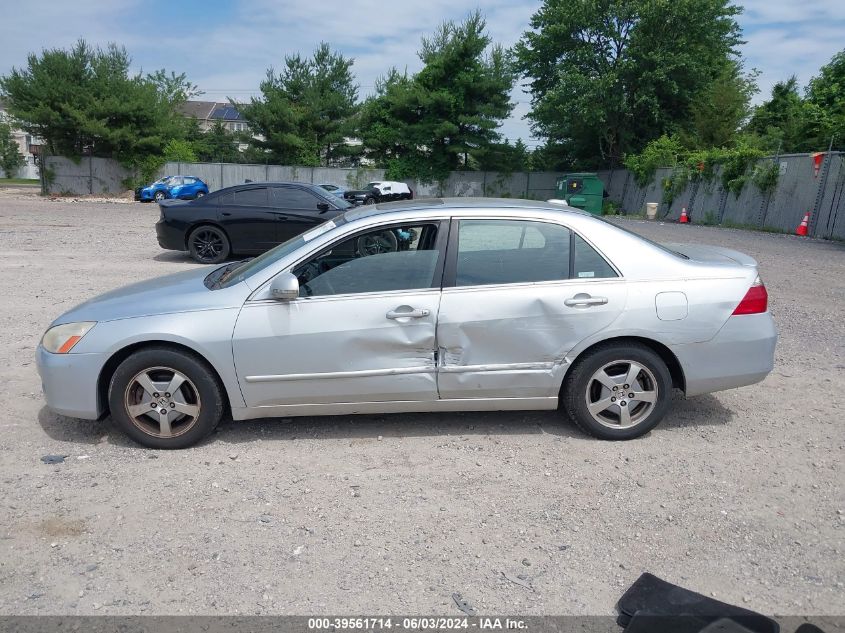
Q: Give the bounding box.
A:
[231,397,558,421]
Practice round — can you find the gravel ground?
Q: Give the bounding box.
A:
[0,189,843,616]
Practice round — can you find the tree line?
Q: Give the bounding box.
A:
[1,1,843,185]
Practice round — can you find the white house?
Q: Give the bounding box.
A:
[0,98,40,179]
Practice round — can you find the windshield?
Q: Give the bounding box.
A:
[211,215,349,289]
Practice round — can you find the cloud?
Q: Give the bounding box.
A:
[1,0,842,147]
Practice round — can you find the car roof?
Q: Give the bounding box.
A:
[343,197,591,222]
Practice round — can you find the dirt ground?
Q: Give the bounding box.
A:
[0,188,842,617]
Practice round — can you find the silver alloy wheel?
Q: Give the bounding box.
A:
[196,191,205,197]
[154,191,165,201]
[584,360,658,429]
[123,366,201,438]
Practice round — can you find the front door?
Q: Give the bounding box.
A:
[218,185,278,252]
[232,220,447,408]
[271,186,341,242]
[436,218,627,399]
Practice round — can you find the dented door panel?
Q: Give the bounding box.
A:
[233,290,440,407]
[436,281,627,399]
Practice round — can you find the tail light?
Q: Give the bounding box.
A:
[732,276,768,315]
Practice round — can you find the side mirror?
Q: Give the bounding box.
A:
[269,272,299,301]
[317,202,330,213]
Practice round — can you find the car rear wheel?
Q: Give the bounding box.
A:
[154,191,166,202]
[561,342,672,440]
[108,347,225,449]
[195,191,206,198]
[188,225,230,264]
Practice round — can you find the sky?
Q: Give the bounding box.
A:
[1,0,843,150]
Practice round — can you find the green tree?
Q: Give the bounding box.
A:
[805,49,845,150]
[241,43,358,166]
[746,77,811,152]
[189,120,242,163]
[359,11,515,182]
[0,40,194,166]
[0,122,25,177]
[688,62,758,148]
[515,0,743,167]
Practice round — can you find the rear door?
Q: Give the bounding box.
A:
[436,218,627,400]
[218,186,278,252]
[271,186,340,242]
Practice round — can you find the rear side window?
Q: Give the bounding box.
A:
[455,220,571,286]
[573,234,617,279]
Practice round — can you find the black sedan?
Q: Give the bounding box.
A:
[155,182,352,264]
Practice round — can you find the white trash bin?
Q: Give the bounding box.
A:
[645,202,658,220]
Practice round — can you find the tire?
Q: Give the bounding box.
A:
[195,191,206,199]
[561,342,672,440]
[364,196,376,205]
[108,346,225,449]
[154,190,166,202]
[188,225,230,264]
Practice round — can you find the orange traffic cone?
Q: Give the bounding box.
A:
[795,211,810,236]
[679,207,689,224]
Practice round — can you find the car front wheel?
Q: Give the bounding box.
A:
[561,342,672,440]
[108,346,225,449]
[188,225,230,264]
[154,191,166,202]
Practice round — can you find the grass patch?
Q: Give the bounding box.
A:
[0,178,40,186]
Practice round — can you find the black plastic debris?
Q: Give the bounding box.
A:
[40,455,68,464]
[616,573,779,633]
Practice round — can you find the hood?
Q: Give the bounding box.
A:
[662,243,758,267]
[53,266,246,326]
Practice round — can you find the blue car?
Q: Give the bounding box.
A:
[135,175,209,202]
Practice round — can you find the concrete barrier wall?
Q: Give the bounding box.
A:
[43,156,133,195]
[596,152,844,239]
[43,152,844,239]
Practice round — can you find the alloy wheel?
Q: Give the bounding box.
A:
[192,229,224,261]
[123,366,201,438]
[584,360,658,429]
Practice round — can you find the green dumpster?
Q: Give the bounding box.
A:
[556,173,604,215]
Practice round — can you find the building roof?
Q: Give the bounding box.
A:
[178,100,245,122]
[177,100,216,119]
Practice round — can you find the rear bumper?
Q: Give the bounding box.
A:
[156,219,186,251]
[36,346,106,420]
[671,312,777,396]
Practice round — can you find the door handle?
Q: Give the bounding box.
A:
[386,307,430,320]
[564,294,608,307]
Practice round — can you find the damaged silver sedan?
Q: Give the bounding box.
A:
[37,199,777,448]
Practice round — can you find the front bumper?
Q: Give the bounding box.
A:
[671,312,777,397]
[36,345,107,420]
[156,219,186,251]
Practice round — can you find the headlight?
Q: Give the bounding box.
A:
[41,322,96,354]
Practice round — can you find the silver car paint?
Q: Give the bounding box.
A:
[36,199,776,423]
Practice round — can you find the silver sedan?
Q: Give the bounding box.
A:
[37,199,777,448]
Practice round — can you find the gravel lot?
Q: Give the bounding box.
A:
[0,188,843,617]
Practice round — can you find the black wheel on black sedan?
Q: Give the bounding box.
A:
[561,342,672,440]
[188,225,230,264]
[108,346,225,449]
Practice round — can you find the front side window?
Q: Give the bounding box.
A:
[272,187,323,210]
[234,187,268,207]
[455,219,571,286]
[293,223,441,297]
